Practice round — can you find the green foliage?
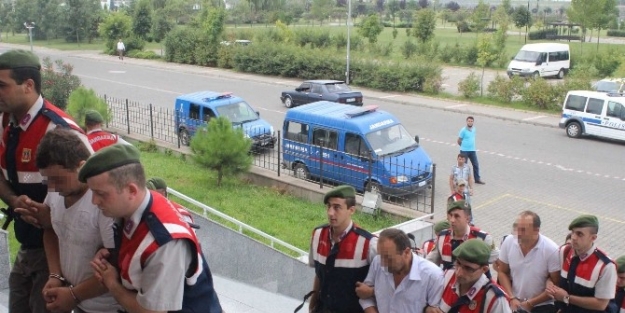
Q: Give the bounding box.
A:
[392,28,398,39]
[607,29,625,37]
[413,8,437,43]
[66,87,109,128]
[528,29,558,40]
[164,27,203,64]
[310,0,333,24]
[151,8,173,43]
[41,57,81,110]
[461,44,479,66]
[275,20,295,43]
[458,72,480,98]
[126,50,161,59]
[477,35,497,68]
[593,51,621,77]
[132,0,153,41]
[99,12,132,53]
[487,75,524,103]
[62,0,103,43]
[358,14,384,44]
[512,5,531,29]
[520,78,559,110]
[190,117,252,186]
[470,0,490,33]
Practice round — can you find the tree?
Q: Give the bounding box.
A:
[62,0,101,43]
[512,5,531,38]
[358,14,384,44]
[476,35,496,96]
[470,0,489,34]
[152,8,173,45]
[99,12,132,53]
[310,0,333,25]
[190,117,252,186]
[418,0,429,9]
[492,6,509,57]
[66,87,110,128]
[592,0,618,49]
[132,0,152,40]
[413,8,436,42]
[567,0,601,43]
[501,0,512,15]
[387,0,400,25]
[41,58,81,110]
[445,1,460,12]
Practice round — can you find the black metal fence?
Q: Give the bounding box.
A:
[103,95,435,213]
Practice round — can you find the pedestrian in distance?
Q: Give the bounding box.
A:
[116,39,125,60]
[450,153,475,197]
[308,185,377,313]
[457,116,485,185]
[79,144,223,313]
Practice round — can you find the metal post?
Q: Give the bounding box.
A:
[277,130,281,177]
[103,95,108,128]
[319,144,323,189]
[125,99,130,135]
[345,0,352,85]
[429,163,436,217]
[149,103,154,139]
[24,22,35,52]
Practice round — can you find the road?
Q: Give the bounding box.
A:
[7,46,625,257]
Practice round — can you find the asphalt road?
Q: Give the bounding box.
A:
[10,47,625,257]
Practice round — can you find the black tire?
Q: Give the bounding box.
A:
[566,122,582,138]
[284,96,294,108]
[293,163,310,180]
[533,71,540,79]
[179,129,190,146]
[557,68,565,79]
[365,181,382,194]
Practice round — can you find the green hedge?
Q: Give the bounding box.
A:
[607,29,625,37]
[528,29,558,40]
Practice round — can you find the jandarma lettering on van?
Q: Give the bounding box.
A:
[602,121,625,129]
[285,143,308,153]
[369,119,394,130]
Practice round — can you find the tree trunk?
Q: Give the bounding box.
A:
[597,29,601,52]
[589,28,593,42]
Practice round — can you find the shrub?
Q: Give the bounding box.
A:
[439,44,454,63]
[456,21,470,33]
[607,29,625,37]
[528,29,558,40]
[487,75,524,103]
[41,57,81,110]
[126,50,160,59]
[593,51,621,77]
[392,28,398,39]
[461,44,479,65]
[458,72,480,98]
[66,87,110,128]
[520,78,559,110]
[402,40,417,59]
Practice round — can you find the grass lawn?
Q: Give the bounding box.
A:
[0,145,407,262]
[0,32,162,51]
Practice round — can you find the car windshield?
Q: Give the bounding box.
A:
[216,101,258,124]
[325,83,352,93]
[594,80,622,93]
[514,50,540,62]
[365,124,417,156]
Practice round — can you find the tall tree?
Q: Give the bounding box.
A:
[418,0,429,9]
[99,11,132,51]
[512,5,531,39]
[132,0,152,40]
[445,1,459,12]
[592,0,618,49]
[63,0,100,43]
[310,0,333,25]
[387,0,400,25]
[358,14,384,44]
[501,0,512,15]
[567,0,600,43]
[470,0,489,34]
[413,8,436,42]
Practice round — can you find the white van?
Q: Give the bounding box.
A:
[507,43,570,79]
[559,90,625,141]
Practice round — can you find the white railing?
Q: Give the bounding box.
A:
[167,187,310,261]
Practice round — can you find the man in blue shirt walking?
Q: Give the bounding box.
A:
[457,116,485,184]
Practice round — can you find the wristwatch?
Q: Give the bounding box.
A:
[563,295,570,305]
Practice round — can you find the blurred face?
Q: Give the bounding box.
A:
[617,272,625,288]
[326,197,354,231]
[40,163,84,197]
[447,208,469,234]
[457,155,466,165]
[0,69,32,113]
[570,227,597,253]
[516,215,539,244]
[378,237,411,274]
[454,259,488,286]
[466,118,474,128]
[87,172,135,218]
[457,184,466,193]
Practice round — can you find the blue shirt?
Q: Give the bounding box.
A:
[458,126,476,151]
[359,253,444,313]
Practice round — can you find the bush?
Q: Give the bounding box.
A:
[593,51,621,77]
[457,21,470,33]
[520,78,559,110]
[487,75,524,103]
[66,87,110,128]
[41,57,81,110]
[164,27,203,64]
[528,29,558,40]
[461,44,479,65]
[126,50,160,59]
[402,40,417,59]
[607,29,625,37]
[458,72,480,98]
[439,44,455,63]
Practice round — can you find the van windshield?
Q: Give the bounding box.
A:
[514,50,540,62]
[365,124,417,156]
[216,101,259,125]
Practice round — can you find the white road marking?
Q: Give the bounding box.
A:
[522,115,546,121]
[109,70,126,74]
[445,104,467,109]
[379,95,400,99]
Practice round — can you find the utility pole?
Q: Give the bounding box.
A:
[23,22,35,52]
[346,0,352,85]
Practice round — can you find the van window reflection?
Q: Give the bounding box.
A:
[365,125,417,156]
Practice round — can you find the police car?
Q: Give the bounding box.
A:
[559,90,625,141]
[174,91,277,148]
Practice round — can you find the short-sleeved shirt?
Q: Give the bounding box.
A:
[560,244,618,300]
[46,189,121,313]
[458,126,476,151]
[450,164,472,184]
[499,234,560,306]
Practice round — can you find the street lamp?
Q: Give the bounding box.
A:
[23,22,35,52]
[345,0,352,85]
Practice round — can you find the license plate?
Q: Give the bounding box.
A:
[346,98,355,102]
[418,181,426,187]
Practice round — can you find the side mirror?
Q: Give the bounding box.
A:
[414,135,420,144]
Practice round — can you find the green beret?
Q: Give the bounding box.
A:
[0,49,41,70]
[434,220,450,234]
[78,144,141,183]
[84,110,104,125]
[147,177,167,190]
[616,255,625,274]
[447,200,470,213]
[323,185,355,204]
[452,238,490,265]
[568,214,599,231]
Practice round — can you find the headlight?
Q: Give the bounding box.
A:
[390,175,409,184]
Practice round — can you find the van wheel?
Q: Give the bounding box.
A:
[532,71,540,79]
[179,129,190,146]
[293,163,310,180]
[284,96,294,108]
[557,69,565,79]
[566,122,582,138]
[366,181,382,195]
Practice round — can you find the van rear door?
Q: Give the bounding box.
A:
[604,101,625,141]
[310,127,341,182]
[583,97,605,136]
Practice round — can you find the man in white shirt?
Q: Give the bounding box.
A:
[358,228,444,313]
[497,211,560,313]
[116,39,125,60]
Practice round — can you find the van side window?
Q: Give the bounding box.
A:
[190,103,201,120]
[345,133,367,156]
[565,95,587,112]
[549,52,558,62]
[313,128,338,150]
[607,101,624,118]
[585,98,605,115]
[311,84,322,94]
[286,121,309,143]
[539,52,547,63]
[202,107,216,122]
[558,51,569,61]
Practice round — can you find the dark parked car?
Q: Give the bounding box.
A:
[280,80,363,108]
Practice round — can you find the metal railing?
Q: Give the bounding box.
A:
[103,95,435,213]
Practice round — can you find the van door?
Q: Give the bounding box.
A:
[537,52,548,76]
[339,132,371,189]
[583,97,605,136]
[311,127,340,182]
[604,101,625,141]
[188,103,203,135]
[548,51,559,76]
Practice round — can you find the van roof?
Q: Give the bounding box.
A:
[521,43,569,52]
[285,101,400,134]
[567,90,625,98]
[176,91,241,107]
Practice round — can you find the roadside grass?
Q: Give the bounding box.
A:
[0,33,161,51]
[432,91,562,114]
[0,145,408,262]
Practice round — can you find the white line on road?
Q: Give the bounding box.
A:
[258,107,285,114]
[77,74,182,95]
[522,115,546,121]
[108,70,126,74]
[445,104,467,109]
[379,95,401,99]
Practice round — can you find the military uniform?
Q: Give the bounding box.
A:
[84,110,125,151]
[616,256,625,313]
